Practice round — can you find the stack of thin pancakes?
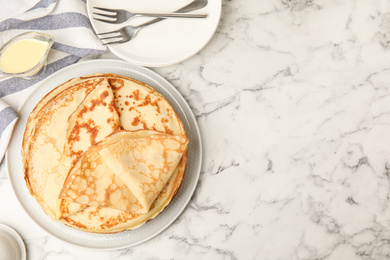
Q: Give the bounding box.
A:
[22,73,189,233]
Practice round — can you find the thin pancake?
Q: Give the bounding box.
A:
[56,74,184,219]
[58,78,121,219]
[23,78,105,219]
[99,131,188,213]
[64,78,120,163]
[22,74,106,169]
[23,73,188,232]
[23,77,121,220]
[61,74,188,232]
[59,131,188,214]
[60,137,144,214]
[61,163,183,233]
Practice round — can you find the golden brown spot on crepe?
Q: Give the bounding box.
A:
[139,95,151,106]
[70,146,82,158]
[24,174,33,195]
[67,123,81,144]
[90,98,106,110]
[86,207,102,220]
[99,212,139,230]
[132,116,140,126]
[95,207,102,214]
[76,94,109,121]
[59,200,70,215]
[133,90,140,101]
[109,100,116,113]
[100,90,109,100]
[68,120,100,149]
[78,106,88,117]
[125,101,129,106]
[136,95,161,113]
[164,126,173,135]
[108,78,124,89]
[100,215,123,229]
[142,120,148,129]
[115,122,121,130]
[160,118,174,134]
[166,108,171,115]
[63,217,87,229]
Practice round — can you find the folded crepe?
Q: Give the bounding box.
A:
[59,130,189,214]
[64,78,120,163]
[23,73,188,232]
[23,77,110,220]
[57,78,121,219]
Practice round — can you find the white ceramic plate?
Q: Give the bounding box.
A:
[0,224,26,260]
[7,59,202,249]
[87,0,221,67]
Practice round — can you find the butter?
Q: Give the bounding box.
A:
[0,38,49,74]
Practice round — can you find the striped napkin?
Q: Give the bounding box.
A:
[0,0,106,162]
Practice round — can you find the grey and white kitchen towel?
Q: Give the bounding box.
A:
[0,0,106,162]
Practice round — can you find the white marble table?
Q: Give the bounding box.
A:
[3,0,390,259]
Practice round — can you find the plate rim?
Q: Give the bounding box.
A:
[86,0,222,67]
[6,59,202,249]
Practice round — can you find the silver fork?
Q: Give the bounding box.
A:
[93,7,207,24]
[97,0,208,45]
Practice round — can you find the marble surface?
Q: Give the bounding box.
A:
[3,0,390,259]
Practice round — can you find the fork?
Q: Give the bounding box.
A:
[93,7,207,24]
[97,0,208,45]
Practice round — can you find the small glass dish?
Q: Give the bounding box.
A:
[0,31,54,80]
[0,224,26,260]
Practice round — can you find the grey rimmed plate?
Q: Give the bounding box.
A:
[7,59,202,249]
